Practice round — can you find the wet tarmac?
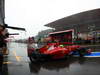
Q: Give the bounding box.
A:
[29,57,100,75]
[0,42,100,75]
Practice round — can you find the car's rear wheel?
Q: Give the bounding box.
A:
[78,48,86,57]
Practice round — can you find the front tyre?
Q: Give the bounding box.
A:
[29,56,35,62]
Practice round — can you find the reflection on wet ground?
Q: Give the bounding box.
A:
[29,57,83,73]
[29,57,100,75]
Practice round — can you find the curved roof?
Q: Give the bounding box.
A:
[45,8,100,29]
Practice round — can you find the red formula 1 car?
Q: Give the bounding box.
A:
[28,43,91,62]
[28,30,91,62]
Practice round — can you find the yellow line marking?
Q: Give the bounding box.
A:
[13,51,21,62]
[3,61,12,64]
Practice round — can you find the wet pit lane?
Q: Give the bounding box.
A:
[29,57,100,75]
[0,42,100,75]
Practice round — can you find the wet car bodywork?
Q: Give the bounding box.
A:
[27,43,91,62]
[27,30,91,62]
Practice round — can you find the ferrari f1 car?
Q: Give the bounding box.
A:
[27,43,91,62]
[27,29,91,62]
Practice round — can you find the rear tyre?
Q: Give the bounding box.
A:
[78,48,86,57]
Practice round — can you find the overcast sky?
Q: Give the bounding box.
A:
[5,0,100,39]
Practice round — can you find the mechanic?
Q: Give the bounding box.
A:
[27,37,38,51]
